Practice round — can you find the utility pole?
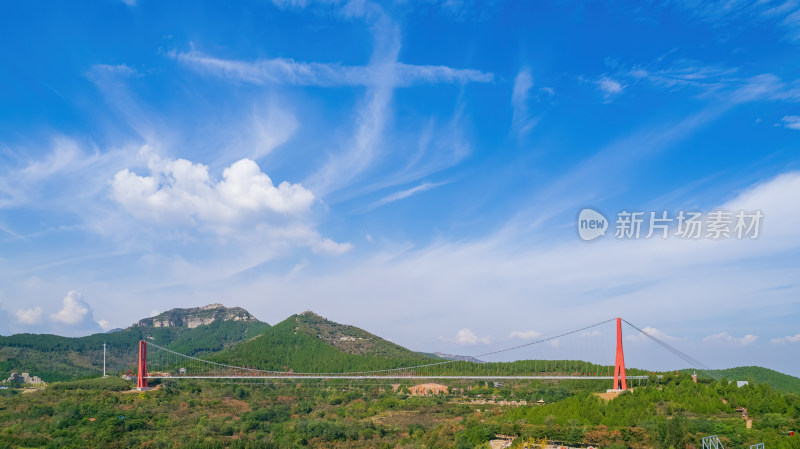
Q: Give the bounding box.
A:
[103,342,107,377]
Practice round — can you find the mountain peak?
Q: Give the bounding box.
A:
[133,304,259,329]
[291,311,423,359]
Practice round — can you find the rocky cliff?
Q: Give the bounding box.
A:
[133,304,259,328]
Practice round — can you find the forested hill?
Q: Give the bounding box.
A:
[211,312,435,373]
[0,304,269,382]
[708,366,800,395]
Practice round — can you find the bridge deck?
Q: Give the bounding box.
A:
[146,375,653,380]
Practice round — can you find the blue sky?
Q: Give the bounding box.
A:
[1,0,800,375]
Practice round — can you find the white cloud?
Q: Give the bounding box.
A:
[170,50,493,88]
[311,237,353,256]
[442,328,492,345]
[703,332,758,346]
[614,57,800,104]
[0,137,132,211]
[89,64,138,78]
[50,291,91,325]
[721,171,800,239]
[508,330,542,340]
[97,319,112,331]
[362,182,445,212]
[511,68,536,136]
[671,0,800,41]
[249,105,299,160]
[112,149,315,231]
[627,326,680,343]
[581,330,601,337]
[596,76,625,98]
[771,333,800,344]
[15,307,43,325]
[780,115,800,130]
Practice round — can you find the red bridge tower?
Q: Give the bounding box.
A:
[137,340,148,390]
[611,317,628,390]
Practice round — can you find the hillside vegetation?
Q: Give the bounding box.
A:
[210,313,434,373]
[0,372,798,448]
[710,367,800,395]
[0,317,269,382]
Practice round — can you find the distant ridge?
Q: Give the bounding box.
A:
[432,352,485,363]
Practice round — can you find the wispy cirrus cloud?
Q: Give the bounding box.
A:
[780,115,800,130]
[606,57,800,104]
[511,67,537,137]
[169,50,493,87]
[669,0,800,40]
[164,0,491,202]
[360,181,446,212]
[596,76,626,100]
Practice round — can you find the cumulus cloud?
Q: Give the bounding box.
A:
[15,307,43,325]
[770,333,800,344]
[703,332,758,346]
[780,115,800,130]
[50,291,91,325]
[442,328,492,345]
[111,148,352,255]
[97,319,112,331]
[112,150,314,229]
[508,329,542,340]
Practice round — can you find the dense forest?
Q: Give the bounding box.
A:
[0,373,798,448]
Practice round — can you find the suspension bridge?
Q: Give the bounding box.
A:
[134,317,714,391]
